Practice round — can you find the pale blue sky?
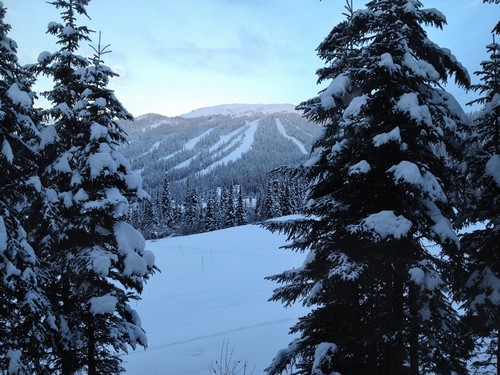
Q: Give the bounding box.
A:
[5,0,498,117]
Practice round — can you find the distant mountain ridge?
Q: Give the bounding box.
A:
[119,104,319,198]
[180,103,299,118]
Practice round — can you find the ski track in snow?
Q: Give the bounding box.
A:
[134,318,297,352]
[198,120,259,176]
[275,118,308,154]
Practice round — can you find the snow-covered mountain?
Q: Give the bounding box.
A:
[181,103,299,118]
[122,220,306,374]
[119,104,319,197]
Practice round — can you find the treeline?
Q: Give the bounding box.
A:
[129,173,307,239]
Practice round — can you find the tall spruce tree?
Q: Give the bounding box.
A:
[459,24,500,373]
[204,188,219,232]
[235,187,247,226]
[183,185,200,234]
[160,172,173,229]
[0,2,54,372]
[224,185,236,228]
[265,1,471,374]
[35,2,155,374]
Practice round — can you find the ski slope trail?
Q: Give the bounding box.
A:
[275,118,308,155]
[123,222,306,375]
[198,120,259,176]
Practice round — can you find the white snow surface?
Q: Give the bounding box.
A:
[275,118,308,155]
[396,93,432,127]
[387,161,446,202]
[408,260,443,291]
[198,120,259,176]
[379,52,398,73]
[114,222,155,277]
[343,95,368,120]
[90,294,118,316]
[181,103,298,118]
[184,128,213,151]
[403,52,440,82]
[485,154,500,186]
[372,126,403,148]
[208,127,245,153]
[348,160,371,175]
[122,223,306,375]
[0,216,7,253]
[312,342,337,375]
[6,83,32,109]
[140,119,172,133]
[349,210,412,241]
[1,138,13,163]
[320,74,351,109]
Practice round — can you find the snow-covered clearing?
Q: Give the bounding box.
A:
[171,154,198,171]
[208,126,246,153]
[275,118,308,154]
[122,223,306,374]
[184,129,214,151]
[159,150,182,162]
[198,120,259,176]
[141,119,171,133]
[135,139,165,159]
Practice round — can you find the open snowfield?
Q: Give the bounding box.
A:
[123,222,307,374]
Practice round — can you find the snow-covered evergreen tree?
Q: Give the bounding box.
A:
[34,2,155,373]
[0,2,54,372]
[160,172,173,230]
[279,180,293,216]
[258,179,280,221]
[183,185,200,234]
[224,185,236,228]
[141,199,161,240]
[204,188,219,232]
[483,0,500,34]
[459,26,500,373]
[235,187,247,226]
[265,1,471,374]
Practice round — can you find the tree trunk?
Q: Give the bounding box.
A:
[88,320,96,375]
[61,352,74,375]
[409,283,419,375]
[386,262,405,375]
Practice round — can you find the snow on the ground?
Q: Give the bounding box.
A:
[275,118,308,155]
[181,103,298,119]
[184,129,214,151]
[208,126,246,153]
[198,120,259,176]
[141,119,172,133]
[159,150,182,162]
[171,154,199,171]
[123,222,306,375]
[133,140,164,161]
